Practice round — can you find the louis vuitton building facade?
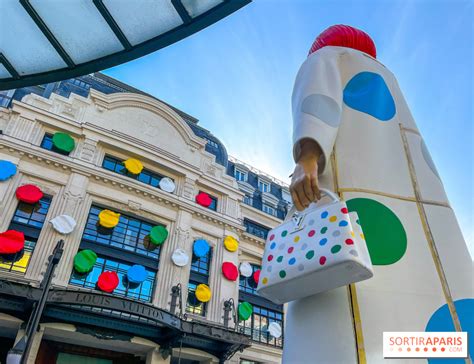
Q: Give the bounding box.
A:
[0,74,289,364]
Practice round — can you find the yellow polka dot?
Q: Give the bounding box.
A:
[262,277,268,285]
[360,233,365,240]
[329,216,337,222]
[294,236,300,243]
[351,231,355,237]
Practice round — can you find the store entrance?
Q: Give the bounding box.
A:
[36,340,145,364]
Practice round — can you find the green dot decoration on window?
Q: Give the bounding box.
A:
[346,198,407,265]
[238,301,253,321]
[73,249,97,273]
[52,132,75,153]
[149,226,168,245]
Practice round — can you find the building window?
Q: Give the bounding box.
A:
[199,191,218,211]
[102,155,173,191]
[239,263,283,347]
[40,133,70,156]
[243,219,270,240]
[262,204,276,216]
[206,139,219,149]
[186,247,212,316]
[258,180,270,193]
[243,195,253,206]
[69,205,162,302]
[235,168,247,182]
[0,196,52,273]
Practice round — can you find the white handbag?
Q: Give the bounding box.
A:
[257,189,373,304]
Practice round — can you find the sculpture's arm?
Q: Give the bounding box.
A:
[290,48,343,211]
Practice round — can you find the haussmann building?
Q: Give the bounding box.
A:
[0,73,291,364]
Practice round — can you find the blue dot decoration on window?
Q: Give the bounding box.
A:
[0,160,17,181]
[343,72,396,121]
[126,264,147,284]
[425,298,473,363]
[193,239,210,258]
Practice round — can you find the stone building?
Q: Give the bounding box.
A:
[0,73,290,364]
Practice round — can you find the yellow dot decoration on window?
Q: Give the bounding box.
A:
[123,158,144,175]
[98,209,121,228]
[223,235,238,252]
[195,284,212,302]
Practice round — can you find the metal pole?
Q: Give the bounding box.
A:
[20,239,64,364]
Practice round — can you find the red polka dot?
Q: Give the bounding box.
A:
[319,256,326,265]
[407,348,411,352]
[432,348,436,352]
[441,348,445,352]
[269,234,275,241]
[415,347,420,352]
[345,238,354,245]
[424,348,428,352]
[268,255,274,262]
[341,207,348,214]
[308,230,315,237]
[288,247,294,254]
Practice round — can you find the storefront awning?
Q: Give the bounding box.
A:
[0,0,250,91]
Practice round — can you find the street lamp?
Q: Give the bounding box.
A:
[6,240,64,364]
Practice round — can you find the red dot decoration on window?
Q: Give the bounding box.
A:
[253,269,261,284]
[97,271,119,293]
[341,207,348,214]
[195,192,212,207]
[0,230,25,254]
[222,262,238,281]
[16,184,44,204]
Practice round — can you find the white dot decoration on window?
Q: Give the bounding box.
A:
[268,322,282,338]
[159,177,176,193]
[239,261,253,278]
[171,248,189,267]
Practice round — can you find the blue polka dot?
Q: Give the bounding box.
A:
[288,258,296,265]
[321,211,328,219]
[0,160,17,181]
[343,72,396,121]
[319,238,327,246]
[425,299,473,363]
[270,242,276,249]
[339,220,348,227]
[193,239,210,257]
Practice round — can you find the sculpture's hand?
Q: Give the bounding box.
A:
[290,139,322,211]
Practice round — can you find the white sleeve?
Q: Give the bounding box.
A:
[292,48,343,174]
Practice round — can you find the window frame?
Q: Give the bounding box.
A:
[235,168,248,182]
[262,204,276,216]
[40,133,71,156]
[258,180,270,193]
[186,246,213,317]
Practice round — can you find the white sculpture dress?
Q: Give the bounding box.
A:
[284,35,473,363]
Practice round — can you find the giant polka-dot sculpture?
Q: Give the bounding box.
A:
[16,184,43,204]
[149,226,168,245]
[97,271,119,292]
[421,139,441,180]
[0,160,17,181]
[50,215,76,235]
[195,284,211,302]
[302,94,341,127]
[196,192,212,208]
[73,249,97,273]
[221,262,238,281]
[123,158,143,175]
[0,230,25,255]
[126,264,147,284]
[343,72,395,121]
[239,262,253,278]
[224,235,238,252]
[159,177,176,193]
[98,210,120,228]
[347,198,406,265]
[238,301,253,321]
[193,239,210,258]
[425,299,473,363]
[171,248,189,267]
[52,132,75,153]
[268,322,282,338]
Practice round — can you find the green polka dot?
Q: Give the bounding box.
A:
[320,227,328,234]
[347,198,407,265]
[52,132,75,153]
[305,250,315,259]
[149,225,169,245]
[331,245,342,254]
[281,230,288,237]
[279,270,286,278]
[277,256,283,263]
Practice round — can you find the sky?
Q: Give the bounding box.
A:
[104,0,473,257]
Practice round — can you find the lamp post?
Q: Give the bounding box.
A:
[6,240,64,364]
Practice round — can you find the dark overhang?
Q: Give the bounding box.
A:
[0,0,251,91]
[0,280,250,362]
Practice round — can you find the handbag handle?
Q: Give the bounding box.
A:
[283,188,340,223]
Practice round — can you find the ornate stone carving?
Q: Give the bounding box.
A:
[128,200,141,211]
[182,177,195,200]
[79,139,97,163]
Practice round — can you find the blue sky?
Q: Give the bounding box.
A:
[104,0,473,257]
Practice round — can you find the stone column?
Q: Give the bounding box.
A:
[146,348,171,364]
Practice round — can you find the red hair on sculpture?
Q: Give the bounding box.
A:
[308,25,376,58]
